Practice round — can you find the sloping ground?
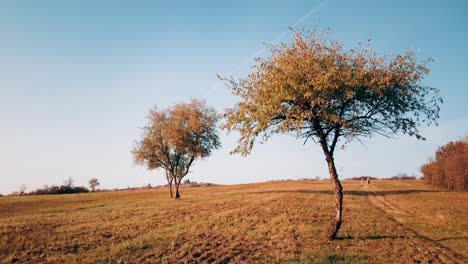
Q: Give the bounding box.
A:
[0,180,466,263]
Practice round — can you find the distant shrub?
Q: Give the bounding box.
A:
[28,185,89,195]
[420,137,467,192]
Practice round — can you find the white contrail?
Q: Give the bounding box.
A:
[203,0,331,98]
[291,0,330,28]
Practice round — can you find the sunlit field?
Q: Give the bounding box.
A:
[1,180,466,263]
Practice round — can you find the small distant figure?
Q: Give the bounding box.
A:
[361,178,365,185]
[367,177,371,185]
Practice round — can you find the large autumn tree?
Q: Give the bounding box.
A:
[221,29,442,240]
[133,99,221,199]
[421,136,467,191]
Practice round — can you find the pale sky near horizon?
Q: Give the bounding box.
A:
[0,0,467,194]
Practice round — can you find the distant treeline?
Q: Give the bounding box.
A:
[420,137,467,192]
[383,175,417,180]
[28,185,89,195]
[346,175,417,180]
[347,176,378,181]
[161,180,218,188]
[8,179,220,196]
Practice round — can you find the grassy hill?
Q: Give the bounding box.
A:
[0,180,466,263]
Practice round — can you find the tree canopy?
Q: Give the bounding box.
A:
[133,99,221,199]
[221,29,441,240]
[222,30,442,156]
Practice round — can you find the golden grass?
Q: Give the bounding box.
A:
[0,180,466,263]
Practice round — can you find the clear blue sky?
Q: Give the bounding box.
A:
[0,0,467,194]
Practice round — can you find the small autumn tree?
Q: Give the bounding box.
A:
[133,99,221,199]
[88,178,100,192]
[221,29,441,240]
[64,177,74,188]
[19,184,27,195]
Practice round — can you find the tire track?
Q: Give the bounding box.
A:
[365,184,467,263]
[376,192,467,237]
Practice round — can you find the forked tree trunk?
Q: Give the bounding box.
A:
[324,152,343,240]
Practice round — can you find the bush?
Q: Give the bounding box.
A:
[420,137,467,191]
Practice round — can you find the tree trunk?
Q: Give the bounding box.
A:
[166,171,174,199]
[169,181,173,198]
[175,179,181,199]
[324,152,343,240]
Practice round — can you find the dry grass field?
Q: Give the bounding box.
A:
[0,180,467,263]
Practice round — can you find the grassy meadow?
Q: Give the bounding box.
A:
[0,180,466,263]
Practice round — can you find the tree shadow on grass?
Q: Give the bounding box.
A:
[247,189,443,196]
[435,237,468,242]
[337,235,468,242]
[321,253,369,264]
[336,235,408,241]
